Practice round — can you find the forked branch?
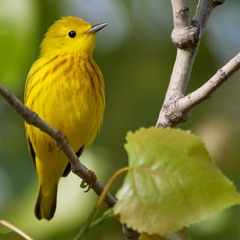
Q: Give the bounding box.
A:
[179,52,240,112]
[156,0,232,128]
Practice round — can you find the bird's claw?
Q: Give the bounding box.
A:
[80,170,97,193]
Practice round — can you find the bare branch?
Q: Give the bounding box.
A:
[159,52,240,125]
[156,1,199,127]
[171,0,191,29]
[178,52,240,112]
[194,0,226,34]
[171,0,199,50]
[156,0,227,128]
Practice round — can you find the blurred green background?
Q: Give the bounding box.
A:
[0,0,240,239]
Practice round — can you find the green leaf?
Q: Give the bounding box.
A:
[113,127,240,235]
[139,228,192,240]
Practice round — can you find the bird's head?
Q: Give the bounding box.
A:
[40,16,107,57]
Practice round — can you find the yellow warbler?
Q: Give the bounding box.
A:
[24,16,107,220]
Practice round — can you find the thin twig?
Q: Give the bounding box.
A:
[0,219,33,240]
[178,52,240,111]
[194,0,226,33]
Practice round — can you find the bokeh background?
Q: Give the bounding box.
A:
[0,0,240,239]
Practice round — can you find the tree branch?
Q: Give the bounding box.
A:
[156,0,228,128]
[194,0,226,33]
[178,52,240,112]
[156,1,200,127]
[171,0,191,30]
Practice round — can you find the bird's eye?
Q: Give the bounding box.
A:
[68,31,76,38]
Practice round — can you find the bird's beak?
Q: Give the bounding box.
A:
[87,22,108,34]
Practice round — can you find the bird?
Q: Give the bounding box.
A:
[24,16,107,220]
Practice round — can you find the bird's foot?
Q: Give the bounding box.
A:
[80,170,97,193]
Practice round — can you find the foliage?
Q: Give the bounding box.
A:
[114,128,240,236]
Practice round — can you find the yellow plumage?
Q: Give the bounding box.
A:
[24,16,106,220]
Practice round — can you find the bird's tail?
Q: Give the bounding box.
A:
[34,183,58,220]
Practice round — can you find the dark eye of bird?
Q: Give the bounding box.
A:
[68,31,76,38]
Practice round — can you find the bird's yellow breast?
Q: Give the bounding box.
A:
[25,52,105,156]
